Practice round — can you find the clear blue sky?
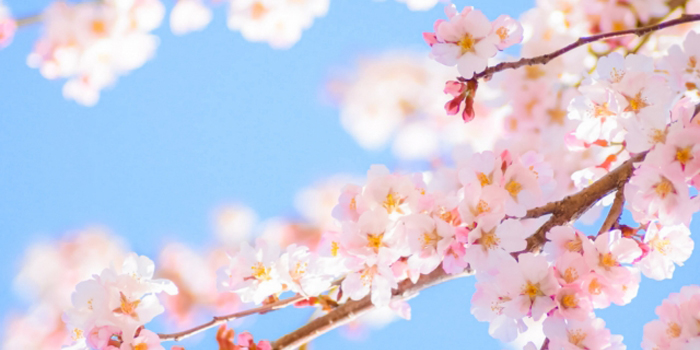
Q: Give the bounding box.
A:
[1,0,698,349]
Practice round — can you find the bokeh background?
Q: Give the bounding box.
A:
[1,0,698,349]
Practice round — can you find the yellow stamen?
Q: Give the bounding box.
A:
[251,2,268,20]
[588,278,602,295]
[505,180,522,198]
[134,344,148,350]
[676,146,694,166]
[599,252,618,270]
[331,241,339,257]
[667,322,682,338]
[624,91,650,113]
[478,228,500,250]
[568,329,587,346]
[477,172,491,187]
[422,229,440,249]
[560,294,578,309]
[522,282,543,300]
[251,262,272,281]
[654,177,675,198]
[562,267,579,284]
[475,199,490,215]
[367,233,384,251]
[565,235,583,253]
[496,27,508,41]
[458,33,476,54]
[383,192,404,214]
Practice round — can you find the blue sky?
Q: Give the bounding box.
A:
[1,0,699,349]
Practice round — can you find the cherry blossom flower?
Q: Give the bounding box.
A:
[428,5,501,79]
[227,0,329,49]
[544,316,622,350]
[582,230,641,282]
[626,163,694,226]
[170,0,212,35]
[499,253,559,321]
[217,240,283,304]
[637,223,694,281]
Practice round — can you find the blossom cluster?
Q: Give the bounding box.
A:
[424,5,523,79]
[62,253,178,350]
[3,229,128,350]
[642,285,700,349]
[27,0,165,106]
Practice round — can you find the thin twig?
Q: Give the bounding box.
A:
[467,14,700,81]
[158,294,305,341]
[598,187,626,235]
[540,338,550,350]
[271,267,473,350]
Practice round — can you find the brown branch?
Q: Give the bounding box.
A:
[468,14,700,81]
[598,187,626,235]
[14,0,105,28]
[522,152,646,253]
[158,294,305,342]
[271,267,473,350]
[540,338,550,350]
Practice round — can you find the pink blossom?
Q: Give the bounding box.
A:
[0,3,16,49]
[428,5,500,79]
[637,223,694,281]
[491,14,523,50]
[499,253,559,321]
[121,329,164,350]
[626,163,693,226]
[583,230,641,282]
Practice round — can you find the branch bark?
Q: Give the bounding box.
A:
[598,187,626,235]
[522,152,646,253]
[271,267,473,350]
[467,14,700,81]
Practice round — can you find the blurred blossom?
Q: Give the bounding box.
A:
[157,243,241,325]
[170,0,212,35]
[329,52,506,161]
[294,175,357,229]
[213,204,257,246]
[4,227,127,350]
[27,0,165,105]
[226,0,329,49]
[13,227,128,309]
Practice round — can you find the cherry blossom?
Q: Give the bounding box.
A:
[0,1,16,49]
[170,0,212,35]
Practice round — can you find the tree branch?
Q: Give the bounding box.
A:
[158,294,305,342]
[271,267,473,350]
[522,152,646,253]
[598,187,626,235]
[468,14,700,81]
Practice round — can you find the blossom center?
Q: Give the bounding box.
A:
[561,294,578,309]
[565,235,583,253]
[599,252,618,270]
[567,329,587,346]
[676,146,694,166]
[91,20,107,35]
[251,2,268,20]
[113,292,141,319]
[495,27,508,41]
[367,233,385,252]
[458,33,476,54]
[251,262,272,281]
[654,177,675,198]
[562,267,578,284]
[477,172,491,187]
[422,229,440,249]
[522,282,543,300]
[134,343,148,350]
[624,91,649,113]
[330,241,339,257]
[383,192,405,214]
[505,179,522,198]
[524,66,545,80]
[651,129,667,144]
[476,199,491,215]
[667,322,682,338]
[652,238,671,255]
[478,229,500,250]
